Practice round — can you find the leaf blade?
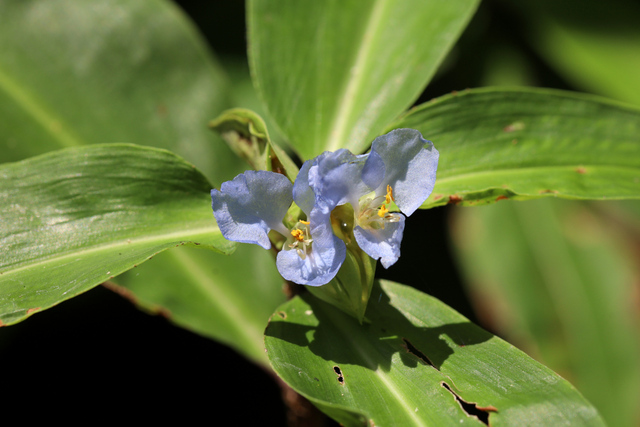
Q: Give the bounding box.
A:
[265,280,605,426]
[0,0,241,184]
[387,87,640,208]
[248,0,479,158]
[0,144,227,325]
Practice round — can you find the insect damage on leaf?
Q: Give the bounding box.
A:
[441,382,497,425]
[503,121,525,132]
[402,338,437,370]
[333,365,345,385]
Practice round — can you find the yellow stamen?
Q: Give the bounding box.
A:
[299,220,310,225]
[378,204,389,218]
[385,185,394,204]
[291,229,305,242]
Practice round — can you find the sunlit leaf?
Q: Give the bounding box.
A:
[248,0,479,158]
[388,88,640,208]
[265,280,605,426]
[0,144,227,326]
[0,0,241,184]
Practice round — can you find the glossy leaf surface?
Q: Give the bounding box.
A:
[0,0,285,366]
[248,0,479,159]
[0,0,241,185]
[389,88,640,208]
[0,144,228,326]
[265,280,605,426]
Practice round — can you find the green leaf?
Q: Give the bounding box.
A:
[450,199,640,426]
[0,0,241,184]
[265,280,605,426]
[0,144,227,326]
[515,0,640,107]
[248,0,479,159]
[0,1,286,366]
[110,244,286,366]
[388,87,640,208]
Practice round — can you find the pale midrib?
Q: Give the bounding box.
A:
[170,249,267,365]
[436,163,640,187]
[337,315,427,426]
[0,65,83,148]
[1,224,220,277]
[326,0,387,152]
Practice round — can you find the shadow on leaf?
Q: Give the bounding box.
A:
[265,280,492,372]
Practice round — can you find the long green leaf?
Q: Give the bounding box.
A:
[0,144,228,326]
[265,280,605,426]
[450,199,640,426]
[0,0,286,366]
[388,87,640,208]
[0,0,241,184]
[248,0,479,159]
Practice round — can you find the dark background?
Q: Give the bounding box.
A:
[0,2,576,424]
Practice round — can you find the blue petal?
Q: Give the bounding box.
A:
[370,128,439,216]
[276,205,346,286]
[353,215,406,269]
[211,170,292,249]
[292,159,315,215]
[308,149,384,210]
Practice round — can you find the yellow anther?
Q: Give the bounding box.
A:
[291,229,305,242]
[385,185,394,204]
[378,204,389,218]
[299,220,310,225]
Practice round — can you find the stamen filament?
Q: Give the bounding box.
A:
[288,220,313,259]
[356,184,400,230]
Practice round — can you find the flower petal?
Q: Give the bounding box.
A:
[276,205,346,286]
[308,149,384,210]
[353,215,406,269]
[292,159,315,215]
[370,128,439,216]
[211,170,292,249]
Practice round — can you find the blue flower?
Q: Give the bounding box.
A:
[211,170,345,286]
[306,128,439,268]
[211,128,438,285]
[211,171,292,249]
[356,128,438,267]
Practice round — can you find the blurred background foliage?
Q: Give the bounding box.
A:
[1,0,639,424]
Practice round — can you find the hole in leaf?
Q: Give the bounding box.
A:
[441,382,497,425]
[277,311,287,319]
[402,338,437,370]
[333,365,345,385]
